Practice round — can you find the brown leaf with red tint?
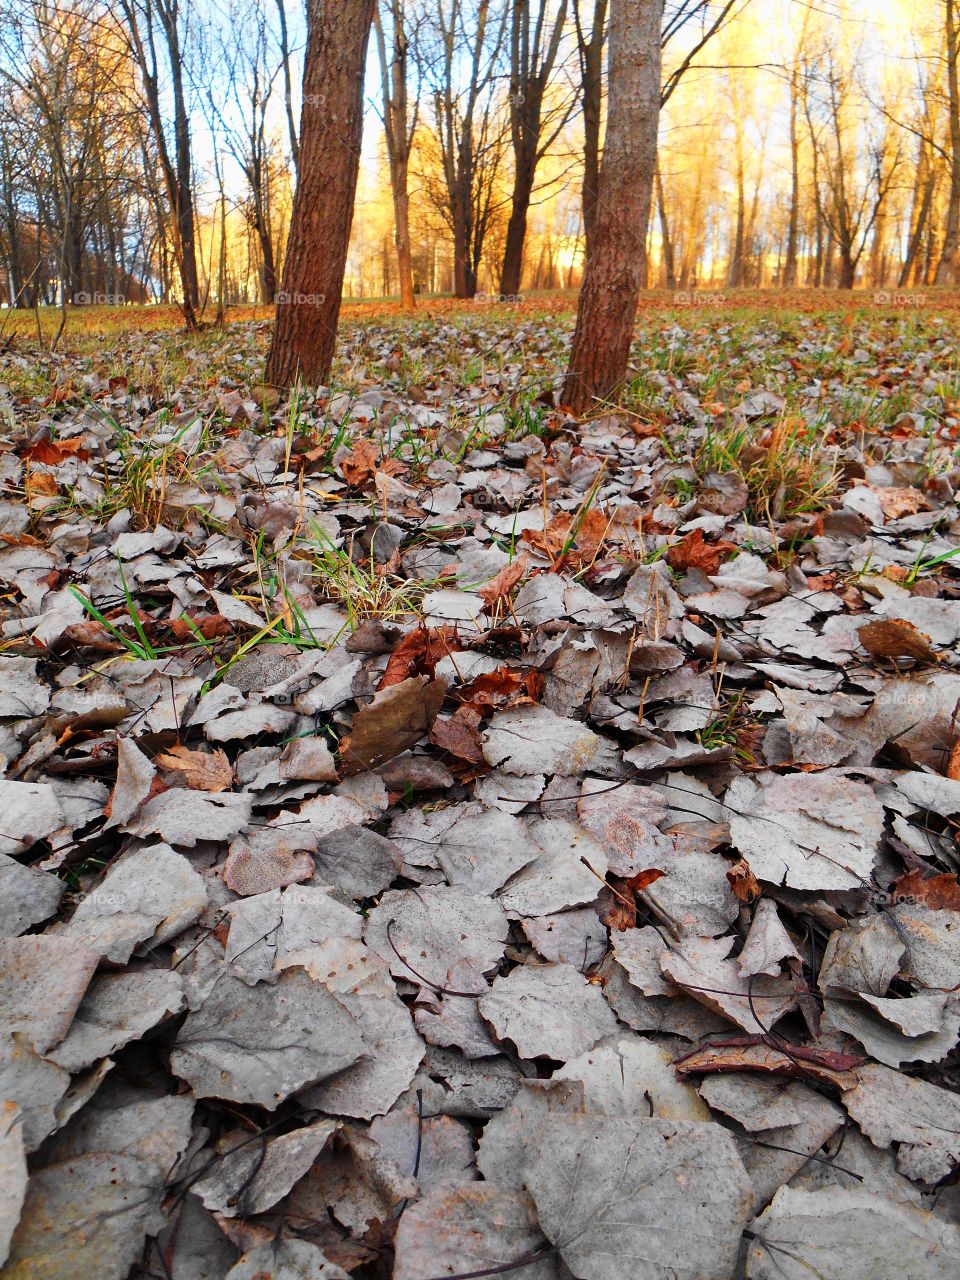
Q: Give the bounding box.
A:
[169,612,235,641]
[341,439,405,489]
[477,555,528,611]
[666,528,736,577]
[340,675,447,774]
[727,858,761,904]
[858,618,938,664]
[675,1036,862,1090]
[522,508,609,566]
[457,666,542,715]
[429,705,484,764]
[22,436,87,465]
[625,867,666,894]
[380,626,462,689]
[893,868,960,912]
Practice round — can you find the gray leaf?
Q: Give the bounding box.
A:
[478,962,618,1060]
[525,1116,752,1280]
[746,1186,960,1279]
[171,968,363,1109]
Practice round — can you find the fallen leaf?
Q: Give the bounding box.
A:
[154,744,233,792]
[858,618,938,664]
[340,675,447,773]
[667,528,737,576]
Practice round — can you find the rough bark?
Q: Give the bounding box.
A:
[562,0,662,415]
[266,0,374,388]
[936,0,960,284]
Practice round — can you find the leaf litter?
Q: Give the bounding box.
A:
[1,306,960,1276]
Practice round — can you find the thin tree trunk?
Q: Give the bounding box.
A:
[783,64,801,286]
[655,160,675,288]
[575,0,607,253]
[562,0,662,414]
[937,0,960,283]
[266,0,374,387]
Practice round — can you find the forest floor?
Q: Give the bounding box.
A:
[0,295,959,1279]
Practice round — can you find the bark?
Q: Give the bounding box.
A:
[562,0,662,414]
[266,0,374,387]
[373,2,416,310]
[936,0,960,284]
[573,0,607,252]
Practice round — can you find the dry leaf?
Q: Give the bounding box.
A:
[667,528,737,576]
[155,744,233,792]
[892,868,960,912]
[858,618,938,664]
[477,555,528,610]
[340,676,447,774]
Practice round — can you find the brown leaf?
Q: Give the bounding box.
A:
[457,666,542,716]
[340,675,447,774]
[477,555,528,611]
[727,858,761,904]
[625,867,666,893]
[948,738,960,782]
[22,436,87,465]
[168,612,235,641]
[341,439,405,489]
[521,508,609,566]
[58,621,124,653]
[428,705,485,764]
[666,528,736,577]
[892,868,960,912]
[675,1037,862,1091]
[155,744,233,793]
[858,618,938,664]
[875,486,929,519]
[380,626,462,689]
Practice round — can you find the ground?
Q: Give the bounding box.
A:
[0,292,959,1279]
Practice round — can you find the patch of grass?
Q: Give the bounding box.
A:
[696,414,840,520]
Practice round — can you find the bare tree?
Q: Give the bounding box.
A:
[374,0,419,310]
[115,0,201,327]
[266,0,375,387]
[562,0,662,413]
[418,0,509,298]
[498,0,574,296]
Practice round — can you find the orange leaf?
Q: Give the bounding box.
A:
[477,554,528,611]
[893,868,960,912]
[727,858,761,904]
[666,528,736,577]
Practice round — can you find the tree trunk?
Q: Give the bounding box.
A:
[499,154,534,295]
[266,0,375,388]
[655,161,675,289]
[576,0,607,253]
[562,0,661,414]
[937,0,960,284]
[783,64,801,286]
